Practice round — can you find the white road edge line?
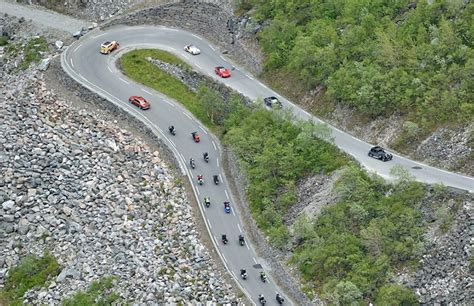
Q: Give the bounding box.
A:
[253,257,257,264]
[207,219,212,229]
[70,58,74,68]
[196,187,200,196]
[142,88,153,95]
[192,33,202,40]
[216,158,219,167]
[222,254,228,264]
[73,44,81,53]
[119,78,130,84]
[212,141,217,151]
[246,243,250,250]
[107,66,113,73]
[219,174,223,182]
[199,125,207,134]
[209,44,215,51]
[232,209,235,217]
[93,33,106,39]
[195,63,201,69]
[224,190,229,200]
[183,112,192,119]
[163,100,173,106]
[237,224,242,233]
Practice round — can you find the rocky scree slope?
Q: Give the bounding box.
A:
[0,25,234,306]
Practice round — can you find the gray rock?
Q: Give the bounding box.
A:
[17,218,30,235]
[57,268,81,282]
[2,200,14,211]
[37,58,51,71]
[54,40,64,49]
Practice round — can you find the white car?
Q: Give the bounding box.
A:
[184,45,201,55]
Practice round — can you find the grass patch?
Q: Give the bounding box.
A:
[18,36,48,70]
[0,253,60,306]
[0,36,8,46]
[120,49,216,127]
[62,276,120,306]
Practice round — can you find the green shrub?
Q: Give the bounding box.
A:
[375,284,418,306]
[20,36,48,70]
[0,253,60,305]
[0,36,8,46]
[62,277,120,306]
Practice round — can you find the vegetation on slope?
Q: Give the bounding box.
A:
[121,49,429,304]
[0,253,61,305]
[62,277,120,306]
[238,0,474,128]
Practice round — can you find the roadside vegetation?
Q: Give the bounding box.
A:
[237,0,474,140]
[5,36,48,70]
[62,277,120,306]
[0,35,8,46]
[0,253,61,305]
[120,48,450,304]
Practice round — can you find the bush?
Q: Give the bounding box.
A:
[0,253,60,305]
[375,284,418,306]
[63,277,120,306]
[0,36,8,46]
[20,36,48,70]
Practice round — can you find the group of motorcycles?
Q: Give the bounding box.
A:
[168,125,285,305]
[258,293,285,305]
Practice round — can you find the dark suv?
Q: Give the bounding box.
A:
[264,96,283,109]
[368,146,393,161]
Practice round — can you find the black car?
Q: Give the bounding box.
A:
[264,96,283,109]
[368,146,393,161]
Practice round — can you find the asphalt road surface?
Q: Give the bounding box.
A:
[60,26,473,305]
[3,0,471,304]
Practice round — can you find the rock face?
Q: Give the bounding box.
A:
[411,198,473,305]
[0,41,234,306]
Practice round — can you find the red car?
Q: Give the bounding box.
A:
[128,96,150,110]
[214,66,231,78]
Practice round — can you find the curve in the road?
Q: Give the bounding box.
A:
[62,26,295,305]
[61,24,474,304]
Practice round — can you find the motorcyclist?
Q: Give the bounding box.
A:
[239,235,245,245]
[276,293,284,304]
[240,268,247,279]
[221,234,228,244]
[260,271,267,282]
[168,125,175,134]
[213,175,220,184]
[197,174,203,184]
[204,196,210,207]
[190,158,195,168]
[258,294,266,305]
[203,152,209,162]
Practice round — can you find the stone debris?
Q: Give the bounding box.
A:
[0,15,235,304]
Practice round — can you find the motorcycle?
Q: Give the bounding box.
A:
[204,197,211,208]
[260,272,267,283]
[240,270,247,280]
[191,132,200,142]
[168,126,176,135]
[222,234,228,245]
[190,158,195,169]
[258,295,266,306]
[239,235,245,246]
[213,175,220,185]
[224,202,231,214]
[203,152,209,163]
[197,175,203,185]
[276,293,284,305]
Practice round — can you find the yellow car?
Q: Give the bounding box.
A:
[100,41,119,54]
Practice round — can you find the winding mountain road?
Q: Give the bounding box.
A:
[60,25,473,305]
[2,1,473,304]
